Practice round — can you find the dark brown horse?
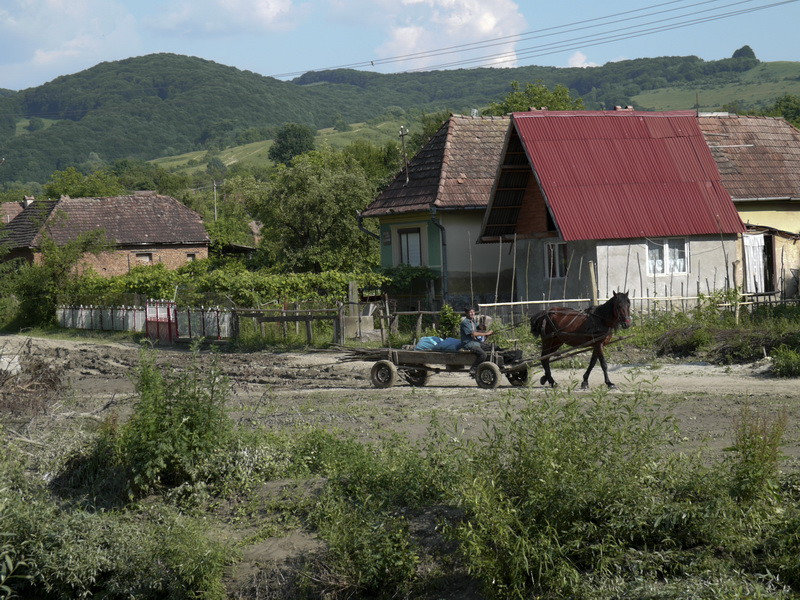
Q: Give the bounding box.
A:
[530,291,632,389]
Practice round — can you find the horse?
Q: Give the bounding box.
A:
[530,291,632,389]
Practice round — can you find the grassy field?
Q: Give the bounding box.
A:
[633,61,800,110]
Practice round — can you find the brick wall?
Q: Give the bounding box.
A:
[77,245,209,276]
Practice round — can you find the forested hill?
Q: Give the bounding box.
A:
[0,51,785,184]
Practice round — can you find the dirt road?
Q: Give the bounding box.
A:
[2,333,799,466]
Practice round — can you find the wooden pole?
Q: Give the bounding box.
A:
[495,239,502,304]
[510,234,517,327]
[588,260,598,305]
[468,230,474,308]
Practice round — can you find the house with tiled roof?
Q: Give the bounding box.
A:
[698,113,800,296]
[1,191,209,276]
[1,197,32,225]
[479,108,746,305]
[362,114,512,307]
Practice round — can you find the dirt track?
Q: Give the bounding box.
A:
[3,332,799,466]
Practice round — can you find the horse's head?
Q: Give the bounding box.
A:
[612,291,632,329]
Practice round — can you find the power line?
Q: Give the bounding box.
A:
[268,0,796,78]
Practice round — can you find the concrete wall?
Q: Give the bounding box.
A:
[737,201,800,233]
[377,210,515,308]
[514,235,740,308]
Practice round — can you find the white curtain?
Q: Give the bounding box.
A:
[743,233,765,293]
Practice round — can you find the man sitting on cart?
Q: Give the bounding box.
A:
[460,307,494,374]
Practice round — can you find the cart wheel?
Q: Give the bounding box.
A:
[403,368,431,387]
[370,360,398,388]
[506,367,529,387]
[475,362,501,389]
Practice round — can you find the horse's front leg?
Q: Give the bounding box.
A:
[598,348,615,389]
[539,341,558,387]
[581,346,601,389]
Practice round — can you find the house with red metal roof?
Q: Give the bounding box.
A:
[698,113,800,297]
[1,191,209,276]
[362,114,513,308]
[479,108,746,305]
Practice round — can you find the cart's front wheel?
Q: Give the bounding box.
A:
[370,360,398,388]
[506,367,529,387]
[475,362,501,389]
[403,368,431,387]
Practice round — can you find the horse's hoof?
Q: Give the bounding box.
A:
[580,382,589,390]
[607,383,617,390]
[540,375,548,386]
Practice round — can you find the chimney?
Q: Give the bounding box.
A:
[23,195,34,207]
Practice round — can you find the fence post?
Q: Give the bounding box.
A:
[588,260,598,305]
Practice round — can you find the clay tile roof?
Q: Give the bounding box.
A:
[1,202,23,225]
[362,114,509,217]
[698,114,800,200]
[2,193,209,249]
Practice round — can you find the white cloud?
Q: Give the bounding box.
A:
[153,0,302,34]
[371,0,526,71]
[0,0,139,89]
[567,51,598,68]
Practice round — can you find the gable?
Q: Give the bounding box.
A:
[362,115,508,218]
[483,110,745,242]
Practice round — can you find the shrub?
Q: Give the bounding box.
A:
[771,344,800,377]
[116,347,234,497]
[439,304,461,337]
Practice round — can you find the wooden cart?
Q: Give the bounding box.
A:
[369,347,530,390]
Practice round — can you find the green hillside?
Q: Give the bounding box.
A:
[633,62,800,110]
[0,51,795,186]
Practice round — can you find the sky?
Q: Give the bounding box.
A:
[0,0,798,91]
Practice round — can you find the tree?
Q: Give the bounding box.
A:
[44,167,126,198]
[250,148,377,273]
[10,230,109,327]
[483,81,585,115]
[267,123,316,165]
[732,45,756,59]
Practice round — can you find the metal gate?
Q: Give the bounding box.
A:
[145,300,178,344]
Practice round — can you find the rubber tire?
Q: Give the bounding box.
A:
[404,368,431,387]
[370,360,398,388]
[506,367,529,387]
[475,362,501,389]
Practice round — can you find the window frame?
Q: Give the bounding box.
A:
[397,227,422,267]
[646,238,688,275]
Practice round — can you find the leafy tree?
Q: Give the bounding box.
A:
[342,139,403,188]
[268,123,316,165]
[43,167,125,198]
[407,110,451,155]
[483,81,585,115]
[26,117,45,132]
[9,230,109,327]
[732,45,756,59]
[250,148,377,273]
[771,94,800,126]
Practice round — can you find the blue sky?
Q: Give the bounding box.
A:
[0,0,798,91]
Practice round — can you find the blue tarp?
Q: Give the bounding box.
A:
[415,336,461,352]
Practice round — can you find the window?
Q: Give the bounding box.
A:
[546,242,569,278]
[647,238,687,275]
[186,253,196,262]
[135,252,153,264]
[398,228,422,266]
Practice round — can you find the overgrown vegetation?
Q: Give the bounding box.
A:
[3,340,800,598]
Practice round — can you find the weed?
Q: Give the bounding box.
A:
[771,345,800,377]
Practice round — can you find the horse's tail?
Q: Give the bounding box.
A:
[530,311,547,336]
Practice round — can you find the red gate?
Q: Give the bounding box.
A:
[145,300,178,344]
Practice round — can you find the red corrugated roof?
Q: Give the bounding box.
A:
[512,110,745,241]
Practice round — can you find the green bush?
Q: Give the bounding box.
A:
[439,304,461,337]
[116,347,234,497]
[443,386,791,599]
[771,344,800,377]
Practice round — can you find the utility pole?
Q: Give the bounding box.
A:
[399,126,409,184]
[213,180,218,221]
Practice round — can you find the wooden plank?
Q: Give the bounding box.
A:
[392,349,475,367]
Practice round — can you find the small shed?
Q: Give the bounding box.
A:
[480,108,746,306]
[699,113,800,297]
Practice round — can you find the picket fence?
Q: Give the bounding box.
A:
[57,300,233,342]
